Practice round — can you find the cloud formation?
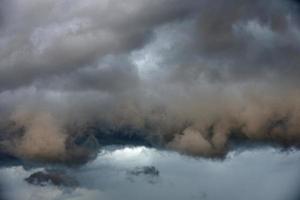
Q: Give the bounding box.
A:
[0,0,300,161]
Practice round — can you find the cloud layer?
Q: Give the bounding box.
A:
[0,0,300,161]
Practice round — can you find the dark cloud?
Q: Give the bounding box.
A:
[154,0,300,85]
[0,0,200,91]
[37,55,140,93]
[0,0,300,162]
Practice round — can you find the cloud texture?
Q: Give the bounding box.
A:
[0,0,300,161]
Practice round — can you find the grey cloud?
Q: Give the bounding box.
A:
[0,0,200,91]
[0,0,300,162]
[179,0,300,83]
[36,55,140,93]
[139,0,300,86]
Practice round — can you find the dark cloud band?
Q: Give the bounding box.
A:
[0,0,300,162]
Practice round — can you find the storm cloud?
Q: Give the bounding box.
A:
[0,0,300,162]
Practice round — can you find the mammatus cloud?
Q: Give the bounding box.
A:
[0,0,300,162]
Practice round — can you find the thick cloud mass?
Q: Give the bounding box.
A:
[0,0,300,162]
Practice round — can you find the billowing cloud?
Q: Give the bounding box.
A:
[0,0,200,91]
[0,0,300,162]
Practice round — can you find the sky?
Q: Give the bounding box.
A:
[0,0,300,199]
[1,146,300,200]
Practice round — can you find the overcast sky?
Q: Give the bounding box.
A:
[1,1,300,200]
[0,0,300,164]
